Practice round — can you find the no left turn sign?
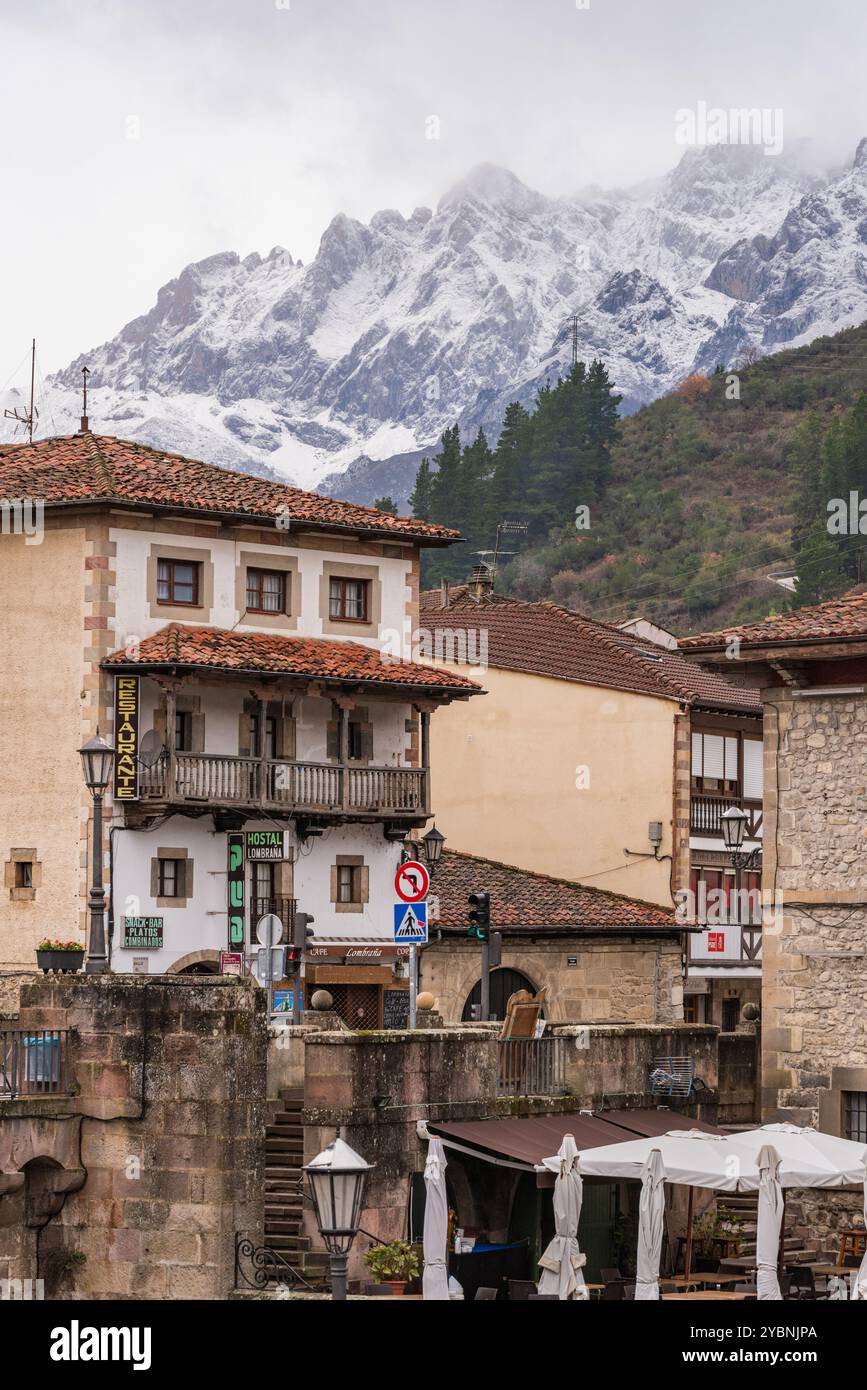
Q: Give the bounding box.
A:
[395,860,430,903]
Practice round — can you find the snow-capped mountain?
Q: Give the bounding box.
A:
[2,140,863,505]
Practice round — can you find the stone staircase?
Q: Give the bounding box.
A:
[264,1088,329,1287]
[716,1192,815,1273]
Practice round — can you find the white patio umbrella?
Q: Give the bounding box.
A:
[538,1133,588,1300]
[422,1136,450,1301]
[854,1180,867,1300]
[756,1144,784,1301]
[635,1148,666,1301]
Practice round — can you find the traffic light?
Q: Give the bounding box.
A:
[467,891,491,940]
[293,911,315,955]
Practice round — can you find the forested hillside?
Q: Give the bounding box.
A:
[412,321,867,633]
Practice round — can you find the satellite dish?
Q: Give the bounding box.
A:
[256,913,283,948]
[139,729,166,768]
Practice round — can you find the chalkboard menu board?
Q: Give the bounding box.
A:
[383,990,411,1030]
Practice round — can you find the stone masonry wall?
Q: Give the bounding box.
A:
[0,974,265,1299]
[421,936,685,1025]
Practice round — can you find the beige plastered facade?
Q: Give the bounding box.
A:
[428,662,682,907]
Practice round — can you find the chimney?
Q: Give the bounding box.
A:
[468,563,494,599]
[440,578,450,609]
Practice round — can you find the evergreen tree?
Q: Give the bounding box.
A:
[490,401,533,523]
[428,426,462,530]
[408,459,433,520]
[373,495,398,515]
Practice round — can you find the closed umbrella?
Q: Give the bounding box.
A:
[538,1134,588,1300]
[756,1144,784,1301]
[853,1165,867,1301]
[422,1137,450,1301]
[635,1148,666,1301]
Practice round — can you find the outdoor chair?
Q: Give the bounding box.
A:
[787,1268,816,1300]
[508,1279,539,1301]
[600,1267,622,1284]
[601,1280,625,1300]
[474,1287,498,1300]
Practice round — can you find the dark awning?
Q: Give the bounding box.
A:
[427,1109,722,1172]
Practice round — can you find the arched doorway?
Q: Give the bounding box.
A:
[461,968,538,1022]
[166,950,221,976]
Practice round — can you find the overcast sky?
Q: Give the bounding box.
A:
[2,0,866,377]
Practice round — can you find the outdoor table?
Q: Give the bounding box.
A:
[690,1272,746,1287]
[664,1275,701,1289]
[812,1265,855,1278]
[662,1290,749,1301]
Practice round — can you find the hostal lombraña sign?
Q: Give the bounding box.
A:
[122,916,163,949]
[246,830,288,861]
[113,675,139,800]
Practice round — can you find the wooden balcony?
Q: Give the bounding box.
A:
[136,753,427,821]
[690,793,762,838]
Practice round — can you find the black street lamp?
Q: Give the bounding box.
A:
[304,1138,373,1300]
[79,731,116,975]
[721,805,761,936]
[421,824,445,865]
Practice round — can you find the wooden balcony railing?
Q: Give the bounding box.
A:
[690,793,762,838]
[137,754,426,817]
[0,1029,71,1099]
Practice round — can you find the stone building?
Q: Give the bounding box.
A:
[0,974,265,1299]
[0,431,480,1017]
[419,582,763,1028]
[421,849,691,1024]
[681,588,867,1143]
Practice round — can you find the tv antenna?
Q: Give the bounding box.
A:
[3,338,38,443]
[80,365,90,432]
[475,521,529,588]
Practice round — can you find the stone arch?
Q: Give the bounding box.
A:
[165,949,222,975]
[461,966,541,1023]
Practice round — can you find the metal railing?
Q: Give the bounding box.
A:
[250,897,297,940]
[496,1037,566,1097]
[0,1029,71,1099]
[138,754,426,815]
[690,793,762,837]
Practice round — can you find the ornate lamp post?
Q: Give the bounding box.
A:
[721,806,761,936]
[421,823,445,865]
[79,731,116,975]
[304,1138,373,1300]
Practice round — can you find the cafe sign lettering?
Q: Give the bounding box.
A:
[113,676,140,800]
[122,916,163,950]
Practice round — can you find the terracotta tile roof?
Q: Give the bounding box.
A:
[679,587,867,651]
[0,433,459,543]
[429,850,677,930]
[420,598,760,711]
[419,584,514,611]
[102,624,483,696]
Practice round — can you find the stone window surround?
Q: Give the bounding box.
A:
[147,544,215,622]
[330,854,369,914]
[150,847,194,909]
[818,1066,867,1138]
[154,691,206,754]
[5,848,41,903]
[319,561,382,639]
[235,550,300,633]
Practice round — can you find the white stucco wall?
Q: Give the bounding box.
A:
[110,817,406,973]
[109,526,414,651]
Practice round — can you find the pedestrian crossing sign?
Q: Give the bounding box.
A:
[393,901,428,943]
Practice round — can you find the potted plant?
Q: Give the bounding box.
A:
[363,1240,420,1296]
[36,940,85,973]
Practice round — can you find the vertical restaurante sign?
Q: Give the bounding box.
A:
[227,832,245,949]
[114,676,139,800]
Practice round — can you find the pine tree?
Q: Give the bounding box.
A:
[490,401,533,523]
[408,459,433,520]
[373,495,398,515]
